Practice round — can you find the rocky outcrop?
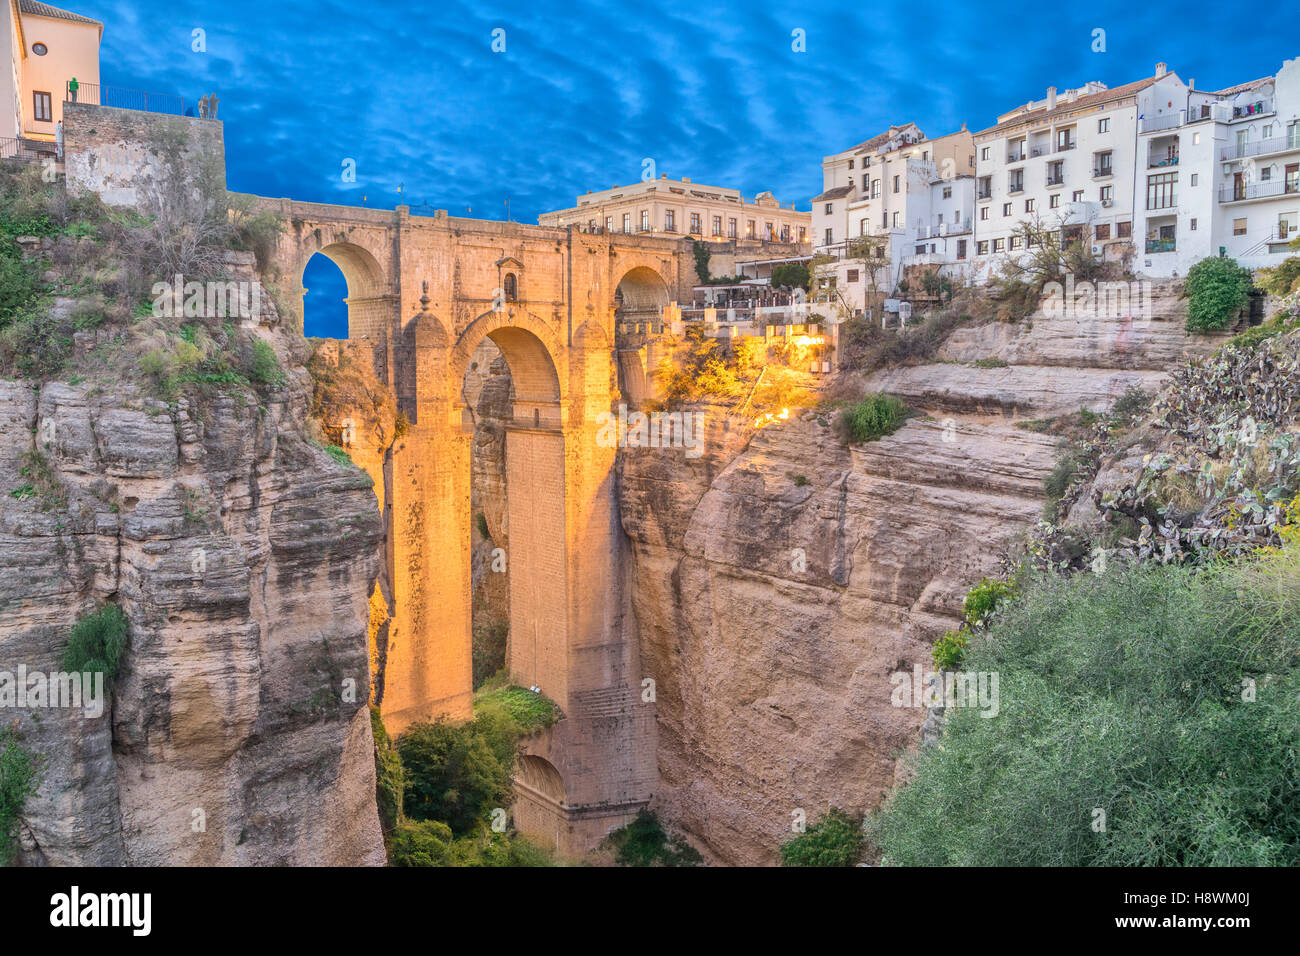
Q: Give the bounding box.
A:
[1,352,386,865]
[622,291,1228,865]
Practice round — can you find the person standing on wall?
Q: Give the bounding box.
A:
[68,77,78,102]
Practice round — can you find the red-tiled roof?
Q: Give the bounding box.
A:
[18,1,100,26]
[975,75,1163,137]
[1207,76,1273,96]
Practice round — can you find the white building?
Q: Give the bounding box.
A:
[972,65,1191,282]
[812,124,975,314]
[1132,60,1300,276]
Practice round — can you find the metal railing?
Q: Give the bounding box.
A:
[1056,140,1077,152]
[1046,174,1065,186]
[1220,134,1300,161]
[1093,165,1113,177]
[1030,144,1051,157]
[0,136,55,163]
[66,82,191,116]
[1232,98,1273,119]
[1007,150,1025,163]
[1145,237,1176,254]
[1220,180,1299,203]
[1148,154,1179,168]
[1140,114,1182,133]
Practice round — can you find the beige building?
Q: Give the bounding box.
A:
[539,175,810,245]
[2,0,101,145]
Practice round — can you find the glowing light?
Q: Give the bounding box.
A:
[793,335,826,346]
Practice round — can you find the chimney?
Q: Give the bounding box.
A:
[1188,78,1195,90]
[1155,62,1168,77]
[682,176,691,183]
[1046,86,1057,110]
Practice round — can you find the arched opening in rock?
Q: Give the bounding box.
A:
[302,252,348,338]
[513,754,568,852]
[614,265,669,326]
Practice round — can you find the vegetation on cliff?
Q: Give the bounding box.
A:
[0,728,42,865]
[62,604,129,681]
[871,548,1300,865]
[600,810,701,867]
[1184,256,1255,332]
[779,807,864,867]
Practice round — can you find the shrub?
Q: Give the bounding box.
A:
[780,807,864,866]
[0,729,41,865]
[0,242,40,323]
[840,393,906,443]
[0,304,73,379]
[1109,385,1152,426]
[473,683,558,734]
[62,604,129,680]
[962,577,1014,627]
[868,555,1300,865]
[931,628,969,670]
[1185,256,1254,332]
[1256,256,1300,298]
[398,715,516,835]
[389,818,456,866]
[323,444,353,467]
[603,810,702,866]
[247,337,285,387]
[1043,448,1083,502]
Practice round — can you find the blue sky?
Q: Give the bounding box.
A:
[83,0,1300,334]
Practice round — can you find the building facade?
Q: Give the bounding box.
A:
[812,124,976,314]
[2,0,101,145]
[538,176,810,246]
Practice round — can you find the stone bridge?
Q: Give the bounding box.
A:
[258,199,693,851]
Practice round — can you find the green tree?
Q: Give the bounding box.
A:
[770,262,811,292]
[780,808,865,866]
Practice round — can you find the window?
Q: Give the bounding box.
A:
[1008,169,1023,192]
[980,146,990,161]
[824,227,833,244]
[712,215,722,236]
[622,213,631,233]
[1287,163,1299,193]
[893,175,900,193]
[747,219,755,236]
[1146,172,1177,210]
[1261,167,1272,181]
[993,238,1006,252]
[32,42,47,56]
[846,269,860,282]
[587,220,596,231]
[503,273,518,301]
[690,213,701,234]
[922,150,929,161]
[977,240,990,255]
[798,226,806,242]
[1025,198,1035,212]
[1010,235,1023,250]
[1050,194,1061,208]
[848,159,855,169]
[862,174,869,191]
[1002,203,1012,216]
[665,209,676,231]
[1100,185,1113,201]
[957,239,967,260]
[1192,132,1200,145]
[605,216,613,232]
[1095,224,1111,240]
[1072,190,1084,202]
[1117,221,1132,238]
[1189,218,1197,231]
[1056,127,1074,150]
[1190,173,1198,187]
[780,224,790,241]
[1095,151,1113,176]
[980,206,989,221]
[943,186,952,199]
[728,217,737,238]
[825,203,834,214]
[871,179,880,198]
[640,209,649,231]
[859,217,867,235]
[1098,117,1110,133]
[765,222,774,240]
[1233,218,1247,236]
[914,244,926,255]
[33,91,52,123]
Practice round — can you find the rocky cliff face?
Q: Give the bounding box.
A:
[621,287,1227,865]
[1,304,386,865]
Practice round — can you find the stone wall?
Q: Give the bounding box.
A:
[62,102,226,212]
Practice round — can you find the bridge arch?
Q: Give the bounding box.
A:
[299,240,390,341]
[614,265,670,324]
[451,310,566,427]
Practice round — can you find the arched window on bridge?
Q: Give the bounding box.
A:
[303,253,349,338]
[504,272,518,302]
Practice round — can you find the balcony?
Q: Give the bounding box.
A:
[1140,114,1182,133]
[1007,150,1025,163]
[1232,98,1274,119]
[1093,164,1114,178]
[1056,139,1077,152]
[65,82,190,116]
[1030,144,1051,158]
[1220,134,1300,162]
[976,186,992,200]
[1148,154,1179,169]
[1145,236,1177,254]
[1220,181,1300,203]
[1046,175,1065,187]
[1008,183,1024,194]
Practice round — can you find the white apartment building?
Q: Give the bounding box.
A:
[813,124,975,314]
[1133,59,1300,276]
[972,65,1191,282]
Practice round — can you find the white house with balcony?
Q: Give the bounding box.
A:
[972,65,1189,282]
[812,124,974,314]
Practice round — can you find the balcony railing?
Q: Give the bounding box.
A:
[1145,237,1176,254]
[977,188,992,200]
[1008,183,1024,194]
[1007,150,1025,163]
[1140,114,1182,133]
[1030,144,1051,158]
[66,82,191,116]
[1093,165,1113,178]
[1232,98,1273,119]
[1221,181,1299,203]
[1148,154,1179,169]
[1056,139,1077,152]
[0,136,55,163]
[1046,175,1065,186]
[1220,134,1300,161]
